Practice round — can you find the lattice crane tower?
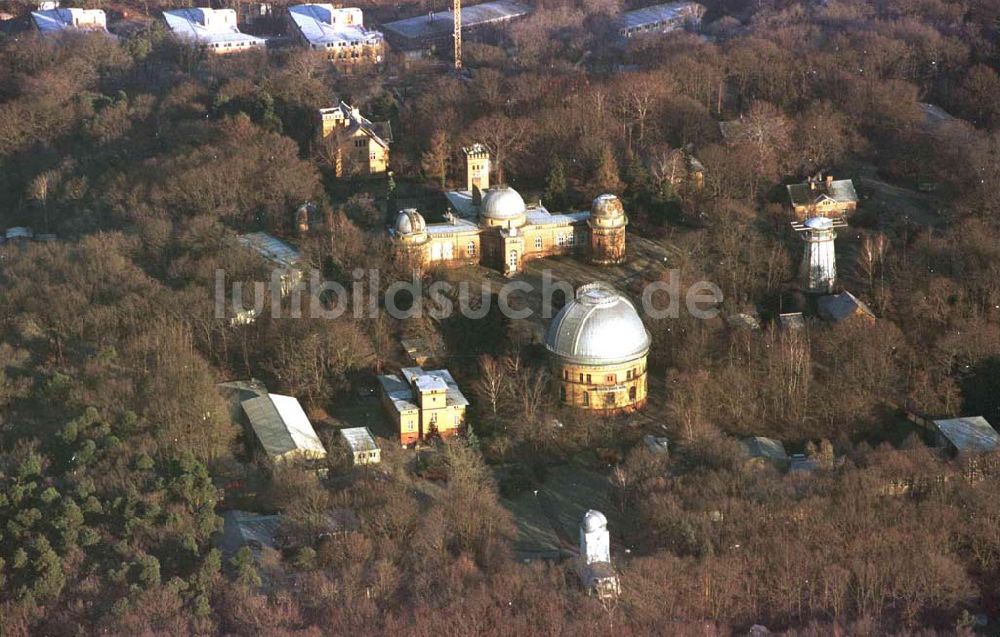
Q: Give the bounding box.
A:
[453,0,462,70]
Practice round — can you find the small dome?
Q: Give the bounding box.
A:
[394,208,426,235]
[480,186,527,221]
[582,510,607,533]
[591,194,624,218]
[545,283,651,366]
[804,216,833,230]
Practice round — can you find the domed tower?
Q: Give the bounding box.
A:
[478,186,528,229]
[588,194,627,265]
[580,510,610,564]
[545,282,650,412]
[792,216,843,294]
[391,209,429,266]
[479,186,528,275]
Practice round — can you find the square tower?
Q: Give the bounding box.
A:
[463,144,491,199]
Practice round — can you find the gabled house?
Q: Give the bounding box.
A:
[787,174,858,220]
[316,102,391,177]
[817,290,876,326]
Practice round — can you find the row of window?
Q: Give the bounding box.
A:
[533,233,579,250]
[563,368,643,384]
[559,386,638,405]
[205,40,261,49]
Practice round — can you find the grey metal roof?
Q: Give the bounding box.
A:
[524,209,589,226]
[618,2,705,32]
[241,393,326,461]
[545,283,651,366]
[381,0,531,43]
[219,510,281,558]
[933,417,1000,454]
[32,8,108,33]
[817,291,875,324]
[163,8,265,46]
[239,232,302,270]
[287,4,383,47]
[377,367,470,416]
[402,367,470,407]
[340,427,379,454]
[741,437,788,463]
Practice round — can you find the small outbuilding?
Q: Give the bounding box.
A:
[931,417,1000,456]
[340,427,381,465]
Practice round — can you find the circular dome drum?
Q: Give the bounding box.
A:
[394,208,426,236]
[479,186,527,224]
[545,282,651,366]
[591,194,625,218]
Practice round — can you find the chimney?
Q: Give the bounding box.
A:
[809,178,816,191]
[825,175,833,188]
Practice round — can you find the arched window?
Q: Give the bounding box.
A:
[629,386,637,402]
[467,241,476,257]
[560,386,567,402]
[508,250,518,270]
[582,392,590,406]
[534,236,542,250]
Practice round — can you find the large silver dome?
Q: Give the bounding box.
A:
[545,282,650,366]
[394,208,426,235]
[480,186,526,220]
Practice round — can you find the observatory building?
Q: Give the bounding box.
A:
[791,216,845,294]
[389,146,627,275]
[545,283,650,412]
[578,510,620,599]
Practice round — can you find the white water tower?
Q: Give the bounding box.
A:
[792,216,845,294]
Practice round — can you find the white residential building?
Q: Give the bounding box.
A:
[287,4,384,66]
[340,427,381,465]
[32,8,108,34]
[163,8,266,53]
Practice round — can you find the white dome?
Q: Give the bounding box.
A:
[394,209,426,235]
[480,186,526,221]
[591,194,624,218]
[804,216,833,230]
[582,509,607,533]
[545,283,651,366]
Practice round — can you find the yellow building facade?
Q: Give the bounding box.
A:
[377,366,469,446]
[317,102,391,177]
[545,283,651,412]
[391,146,627,276]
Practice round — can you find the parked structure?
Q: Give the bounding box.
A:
[791,216,846,294]
[741,436,789,468]
[241,393,327,467]
[377,366,469,446]
[340,427,381,465]
[787,174,858,220]
[931,417,1000,456]
[316,102,391,177]
[578,510,620,599]
[616,2,705,39]
[238,232,303,296]
[287,5,384,67]
[381,0,530,56]
[32,7,107,34]
[163,8,265,53]
[817,290,876,325]
[546,283,650,413]
[219,510,282,561]
[391,146,626,275]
